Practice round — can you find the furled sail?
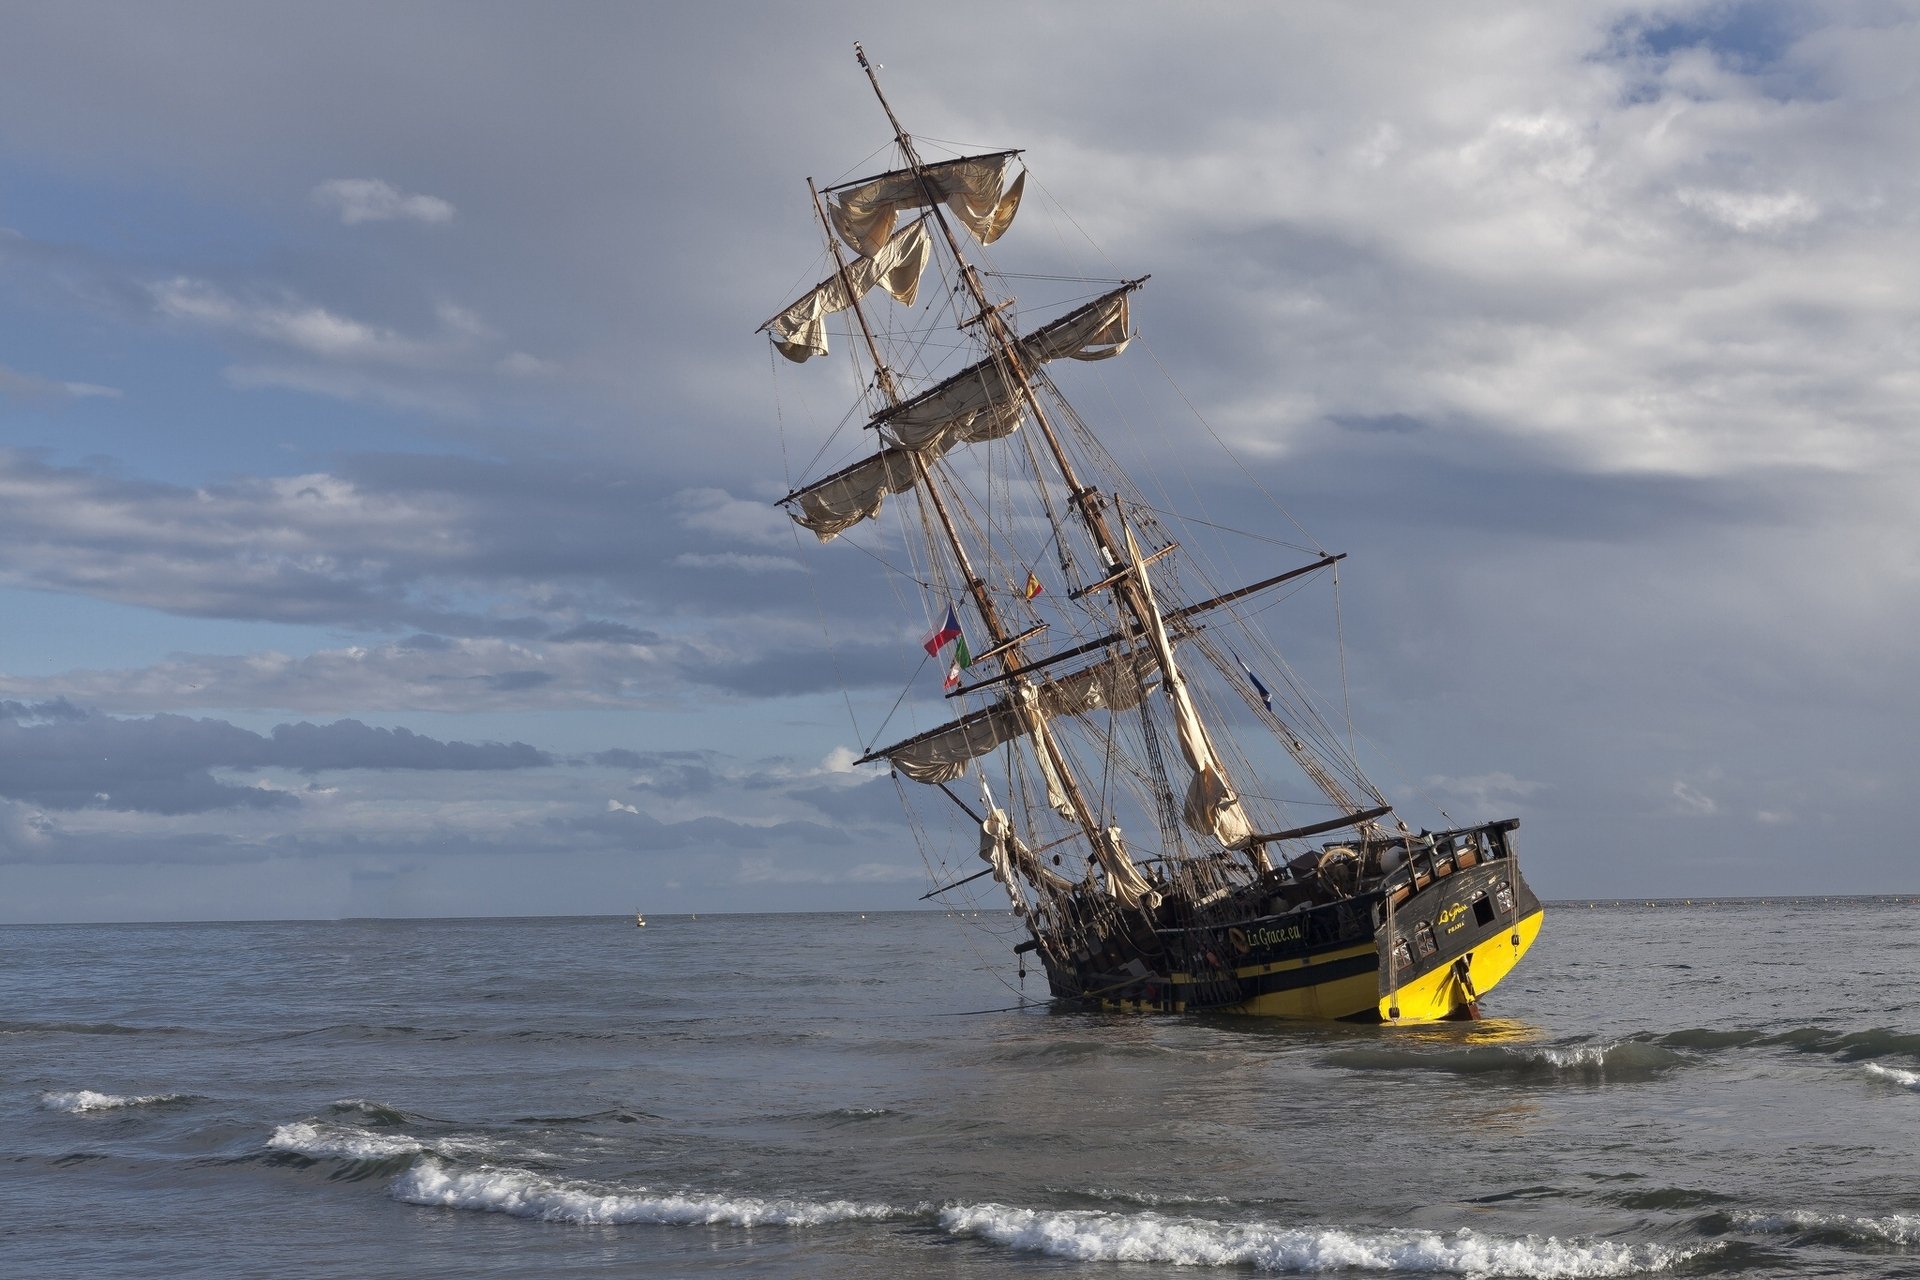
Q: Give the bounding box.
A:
[870,651,1160,784]
[786,402,1024,541]
[762,218,932,362]
[978,806,1071,915]
[782,287,1135,540]
[1123,526,1255,848]
[878,286,1133,450]
[828,152,1024,256]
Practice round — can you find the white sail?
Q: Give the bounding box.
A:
[828,152,1024,256]
[764,218,932,362]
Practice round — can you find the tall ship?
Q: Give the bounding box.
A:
[762,47,1543,1022]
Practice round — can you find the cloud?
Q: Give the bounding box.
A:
[311,177,455,226]
[0,362,120,401]
[0,702,549,814]
[151,277,475,366]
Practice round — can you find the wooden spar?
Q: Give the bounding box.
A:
[1069,541,1177,601]
[952,552,1346,697]
[1236,804,1394,848]
[856,701,1003,766]
[817,147,1023,194]
[919,865,996,900]
[969,622,1047,666]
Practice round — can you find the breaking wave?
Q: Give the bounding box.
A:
[1326,1041,1684,1081]
[38,1089,194,1113]
[268,1121,434,1161]
[940,1204,1703,1276]
[267,1115,524,1165]
[1863,1062,1920,1091]
[1733,1209,1920,1246]
[392,1159,904,1227]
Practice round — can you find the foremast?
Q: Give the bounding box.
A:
[844,45,1152,909]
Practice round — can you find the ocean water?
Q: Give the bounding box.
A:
[3,899,1919,1278]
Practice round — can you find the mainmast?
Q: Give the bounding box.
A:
[853,44,1266,869]
[849,44,1167,901]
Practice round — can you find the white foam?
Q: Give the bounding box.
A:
[268,1121,428,1160]
[1734,1209,1920,1245]
[1529,1045,1610,1070]
[1863,1062,1920,1091]
[940,1204,1700,1276]
[393,1160,902,1228]
[39,1089,188,1113]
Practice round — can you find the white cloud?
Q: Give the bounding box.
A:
[0,362,121,401]
[672,487,798,548]
[1670,780,1719,817]
[311,178,455,226]
[150,276,447,365]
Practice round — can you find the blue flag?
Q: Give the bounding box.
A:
[1230,647,1273,712]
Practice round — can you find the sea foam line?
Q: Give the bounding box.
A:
[941,1204,1702,1277]
[39,1089,191,1113]
[392,1160,903,1228]
[1863,1062,1920,1091]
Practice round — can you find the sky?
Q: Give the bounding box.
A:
[1,1,1915,922]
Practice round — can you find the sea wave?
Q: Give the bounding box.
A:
[1733,1209,1920,1246]
[1759,1027,1920,1060]
[1862,1062,1920,1091]
[1326,1041,1683,1081]
[940,1204,1703,1276]
[391,1159,904,1227]
[38,1089,194,1113]
[268,1121,431,1161]
[4,1019,191,1037]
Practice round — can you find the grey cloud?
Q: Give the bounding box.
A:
[0,708,549,814]
[551,621,660,644]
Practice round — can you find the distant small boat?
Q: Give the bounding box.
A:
[634,911,646,928]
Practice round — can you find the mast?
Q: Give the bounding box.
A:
[809,163,1118,902]
[855,44,1267,867]
[806,181,1012,650]
[850,44,1163,900]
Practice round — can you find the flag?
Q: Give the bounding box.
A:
[923,606,961,657]
[1023,571,1044,601]
[1231,647,1273,711]
[944,633,973,689]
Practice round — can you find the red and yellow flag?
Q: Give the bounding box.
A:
[1023,571,1044,601]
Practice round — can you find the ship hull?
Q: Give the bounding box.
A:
[1043,833,1543,1024]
